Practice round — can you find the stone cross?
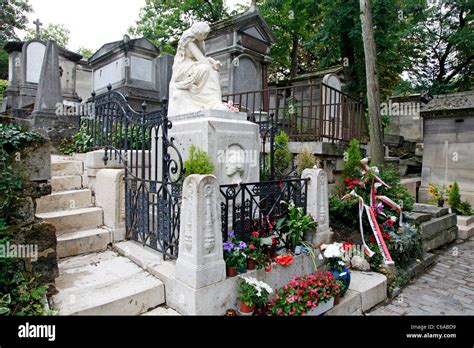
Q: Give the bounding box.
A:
[33,19,43,39]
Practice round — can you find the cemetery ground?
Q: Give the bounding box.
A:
[368,237,474,316]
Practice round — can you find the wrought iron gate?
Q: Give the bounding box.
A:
[84,87,184,259]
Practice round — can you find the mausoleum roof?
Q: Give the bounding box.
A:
[89,37,159,63]
[421,90,474,118]
[3,40,82,62]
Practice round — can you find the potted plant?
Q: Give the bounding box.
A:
[276,201,317,251]
[269,272,338,316]
[237,276,273,316]
[223,232,247,277]
[320,242,351,297]
[246,231,267,270]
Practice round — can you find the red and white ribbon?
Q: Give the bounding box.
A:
[348,190,375,258]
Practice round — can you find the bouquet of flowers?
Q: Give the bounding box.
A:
[238,276,273,312]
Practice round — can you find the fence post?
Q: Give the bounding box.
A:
[301,168,333,246]
[175,174,226,289]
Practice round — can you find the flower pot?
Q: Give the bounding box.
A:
[237,266,247,273]
[240,301,256,314]
[226,266,237,278]
[246,259,257,270]
[307,297,335,316]
[334,294,340,305]
[329,266,351,297]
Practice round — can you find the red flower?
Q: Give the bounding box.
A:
[265,265,272,272]
[275,254,294,266]
[386,219,394,227]
[353,180,360,185]
[368,236,376,243]
[344,178,350,183]
[349,185,354,189]
[271,237,278,246]
[251,231,260,237]
[342,242,352,251]
[249,244,255,249]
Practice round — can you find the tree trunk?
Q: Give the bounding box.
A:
[290,36,299,79]
[360,0,384,164]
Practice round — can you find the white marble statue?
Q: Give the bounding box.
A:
[168,22,227,116]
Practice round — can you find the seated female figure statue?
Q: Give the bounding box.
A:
[168,22,228,116]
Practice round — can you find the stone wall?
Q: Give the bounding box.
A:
[405,203,458,252]
[1,136,58,283]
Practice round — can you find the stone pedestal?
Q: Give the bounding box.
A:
[166,109,260,185]
[302,168,332,246]
[175,175,226,289]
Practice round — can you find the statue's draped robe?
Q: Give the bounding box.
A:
[168,29,226,116]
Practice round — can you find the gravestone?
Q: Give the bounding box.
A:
[302,168,332,246]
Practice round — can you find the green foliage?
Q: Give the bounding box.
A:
[272,130,293,177]
[59,123,92,155]
[342,139,362,179]
[366,242,383,271]
[378,166,415,212]
[0,80,7,101]
[183,145,214,177]
[0,124,42,211]
[0,48,7,80]
[448,181,461,211]
[457,201,473,216]
[77,47,94,59]
[387,224,423,269]
[295,145,316,176]
[329,195,360,235]
[0,238,50,316]
[128,0,229,55]
[408,1,474,94]
[237,277,272,307]
[24,23,70,49]
[276,201,317,249]
[258,0,320,79]
[0,0,32,41]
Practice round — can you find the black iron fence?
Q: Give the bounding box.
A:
[220,177,309,243]
[83,86,184,259]
[223,82,367,143]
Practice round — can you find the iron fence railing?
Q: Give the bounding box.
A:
[222,82,367,143]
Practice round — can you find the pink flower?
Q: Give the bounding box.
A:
[306,301,312,307]
[277,308,283,315]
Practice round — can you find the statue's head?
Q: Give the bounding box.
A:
[190,22,211,40]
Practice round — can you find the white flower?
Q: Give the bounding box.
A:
[390,216,397,222]
[239,276,273,298]
[338,261,345,266]
[323,243,342,258]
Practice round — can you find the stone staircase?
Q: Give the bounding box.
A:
[38,155,169,315]
[36,155,109,258]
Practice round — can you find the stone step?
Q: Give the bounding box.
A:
[458,224,474,240]
[50,175,83,192]
[141,306,180,316]
[420,214,457,240]
[57,228,110,258]
[346,271,387,312]
[457,215,474,227]
[36,207,103,234]
[412,203,449,218]
[52,250,165,315]
[36,189,92,214]
[51,160,83,176]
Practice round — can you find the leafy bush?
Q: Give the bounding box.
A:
[0,80,7,102]
[59,122,91,155]
[0,238,49,316]
[295,145,316,175]
[387,224,423,269]
[276,201,317,250]
[457,201,473,216]
[448,181,461,209]
[272,130,293,177]
[329,195,360,235]
[378,166,415,212]
[183,144,214,177]
[342,139,362,179]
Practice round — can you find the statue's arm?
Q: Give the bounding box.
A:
[188,41,220,70]
[188,41,209,64]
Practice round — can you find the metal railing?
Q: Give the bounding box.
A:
[222,82,367,143]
